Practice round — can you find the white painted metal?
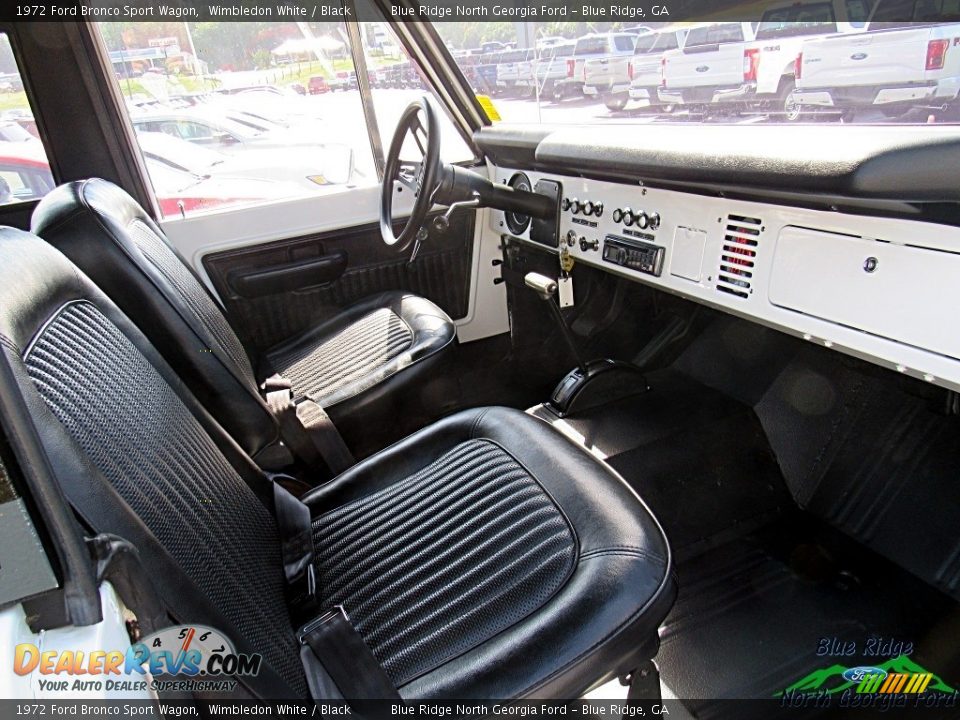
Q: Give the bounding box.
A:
[0,583,156,700]
[770,225,960,362]
[490,166,960,391]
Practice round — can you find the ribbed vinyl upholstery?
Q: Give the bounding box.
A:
[127,219,257,388]
[269,308,413,406]
[312,439,577,686]
[24,301,305,696]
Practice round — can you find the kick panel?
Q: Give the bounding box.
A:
[488,166,960,392]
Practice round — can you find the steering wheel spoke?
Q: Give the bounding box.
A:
[380,97,442,249]
[397,160,421,191]
[409,117,428,157]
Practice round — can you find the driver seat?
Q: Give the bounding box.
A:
[31,178,456,460]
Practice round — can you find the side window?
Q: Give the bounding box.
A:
[360,22,475,165]
[96,21,378,219]
[0,32,54,207]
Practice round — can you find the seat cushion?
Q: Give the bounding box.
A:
[303,407,676,699]
[266,291,454,409]
[265,291,456,456]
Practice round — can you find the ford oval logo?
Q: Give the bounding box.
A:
[696,65,710,73]
[850,52,869,60]
[842,667,887,683]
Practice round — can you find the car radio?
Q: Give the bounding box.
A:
[601,235,665,277]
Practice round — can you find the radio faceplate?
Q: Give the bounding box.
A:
[602,235,665,277]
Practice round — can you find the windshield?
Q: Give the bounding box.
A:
[575,37,613,55]
[871,0,960,25]
[757,3,838,38]
[637,32,680,54]
[685,24,749,48]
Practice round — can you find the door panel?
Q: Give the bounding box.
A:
[203,210,474,352]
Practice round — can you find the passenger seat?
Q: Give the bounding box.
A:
[31,179,456,462]
[0,227,675,699]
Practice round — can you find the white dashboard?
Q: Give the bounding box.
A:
[489,166,960,393]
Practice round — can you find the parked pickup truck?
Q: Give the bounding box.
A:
[744,0,869,120]
[581,33,645,107]
[496,48,534,96]
[533,42,575,100]
[795,7,960,118]
[625,29,687,112]
[659,23,759,111]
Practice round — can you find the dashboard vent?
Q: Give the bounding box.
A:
[716,214,762,299]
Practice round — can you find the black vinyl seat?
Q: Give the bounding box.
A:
[0,227,675,699]
[30,179,456,460]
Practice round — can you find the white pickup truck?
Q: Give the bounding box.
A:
[795,9,960,118]
[626,29,687,112]
[531,42,576,100]
[564,33,638,102]
[746,0,868,120]
[581,32,646,108]
[659,23,759,111]
[496,48,534,96]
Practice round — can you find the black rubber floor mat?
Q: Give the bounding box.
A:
[559,369,792,559]
[757,347,960,602]
[658,518,959,718]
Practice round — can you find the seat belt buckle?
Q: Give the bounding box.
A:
[262,374,293,395]
[298,604,349,645]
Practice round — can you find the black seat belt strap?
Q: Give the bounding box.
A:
[262,374,354,476]
[272,479,317,610]
[299,605,402,701]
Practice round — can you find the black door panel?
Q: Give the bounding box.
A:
[203,210,474,352]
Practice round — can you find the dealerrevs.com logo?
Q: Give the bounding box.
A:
[13,625,261,694]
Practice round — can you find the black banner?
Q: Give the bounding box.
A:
[2,698,960,718]
[1,0,956,22]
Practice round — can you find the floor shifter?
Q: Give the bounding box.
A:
[524,272,649,417]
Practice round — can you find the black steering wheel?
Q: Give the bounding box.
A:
[380,97,442,248]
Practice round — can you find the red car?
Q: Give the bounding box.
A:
[307,76,330,94]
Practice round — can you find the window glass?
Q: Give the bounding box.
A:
[441,17,960,126]
[359,22,475,165]
[97,21,377,218]
[0,32,54,206]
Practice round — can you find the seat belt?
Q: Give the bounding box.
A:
[299,606,402,702]
[272,482,401,703]
[272,479,317,610]
[262,375,354,477]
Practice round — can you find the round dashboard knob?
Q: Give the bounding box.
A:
[636,211,649,229]
[622,208,635,226]
[594,202,604,217]
[570,199,581,214]
[583,200,594,216]
[612,208,624,223]
[649,212,661,230]
[561,198,571,212]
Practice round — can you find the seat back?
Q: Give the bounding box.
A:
[0,227,305,697]
[31,179,278,459]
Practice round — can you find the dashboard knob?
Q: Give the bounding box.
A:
[594,202,604,217]
[561,197,571,212]
[649,212,661,230]
[566,230,578,247]
[622,208,635,226]
[612,208,624,223]
[636,211,649,229]
[570,199,581,214]
[583,200,594,216]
